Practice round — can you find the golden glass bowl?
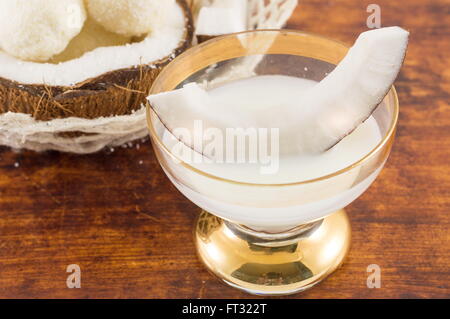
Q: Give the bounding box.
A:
[146,30,399,295]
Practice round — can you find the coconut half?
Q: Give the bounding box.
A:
[148,27,409,156]
[0,0,193,121]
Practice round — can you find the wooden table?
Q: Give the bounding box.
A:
[0,0,448,299]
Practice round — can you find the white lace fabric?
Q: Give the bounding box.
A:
[0,0,297,153]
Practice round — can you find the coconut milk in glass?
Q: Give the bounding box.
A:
[159,74,382,231]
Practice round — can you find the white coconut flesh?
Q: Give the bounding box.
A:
[49,17,133,64]
[0,0,186,86]
[150,82,254,137]
[0,0,86,62]
[195,0,248,36]
[86,0,176,37]
[148,27,409,156]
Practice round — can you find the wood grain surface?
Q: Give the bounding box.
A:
[0,0,449,299]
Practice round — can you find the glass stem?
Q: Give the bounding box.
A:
[224,219,324,247]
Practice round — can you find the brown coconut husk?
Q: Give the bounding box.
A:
[0,0,194,122]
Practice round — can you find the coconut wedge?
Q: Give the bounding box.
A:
[149,83,252,143]
[0,0,193,121]
[195,0,248,42]
[148,27,409,156]
[282,26,409,153]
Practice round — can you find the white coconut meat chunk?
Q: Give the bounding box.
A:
[0,0,86,62]
[0,0,185,86]
[149,83,213,135]
[148,27,409,156]
[149,83,254,156]
[282,26,409,153]
[195,0,248,36]
[86,0,176,37]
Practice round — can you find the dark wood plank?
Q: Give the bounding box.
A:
[0,0,449,298]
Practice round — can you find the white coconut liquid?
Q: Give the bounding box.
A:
[158,75,384,231]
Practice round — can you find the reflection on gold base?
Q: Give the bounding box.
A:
[195,210,351,296]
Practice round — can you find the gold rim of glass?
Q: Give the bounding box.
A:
[146,29,399,187]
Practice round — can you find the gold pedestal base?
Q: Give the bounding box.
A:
[195,210,351,296]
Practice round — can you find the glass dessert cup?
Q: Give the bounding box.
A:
[147,30,399,295]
